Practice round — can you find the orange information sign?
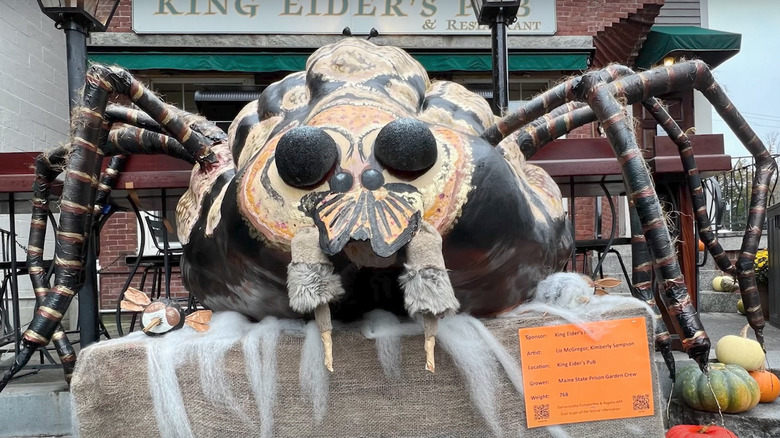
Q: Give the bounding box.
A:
[518,317,654,428]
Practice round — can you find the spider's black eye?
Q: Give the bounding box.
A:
[374,118,437,174]
[275,126,339,188]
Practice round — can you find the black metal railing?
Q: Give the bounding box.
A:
[710,155,780,233]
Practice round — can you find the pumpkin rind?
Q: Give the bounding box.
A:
[748,369,780,403]
[666,424,738,437]
[675,363,760,413]
[715,333,766,371]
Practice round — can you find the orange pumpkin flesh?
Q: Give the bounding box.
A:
[748,369,780,403]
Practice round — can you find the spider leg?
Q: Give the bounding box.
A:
[574,71,710,371]
[104,125,195,164]
[641,98,735,274]
[22,132,157,383]
[513,102,594,158]
[509,62,769,369]
[94,155,128,216]
[506,92,682,379]
[25,147,79,383]
[482,64,635,146]
[608,61,776,348]
[0,64,220,392]
[628,199,675,380]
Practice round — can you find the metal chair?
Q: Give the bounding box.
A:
[572,182,633,288]
[116,195,184,335]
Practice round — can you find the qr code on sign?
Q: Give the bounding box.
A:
[632,394,650,411]
[533,404,550,421]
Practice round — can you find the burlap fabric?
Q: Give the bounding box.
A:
[71,302,665,437]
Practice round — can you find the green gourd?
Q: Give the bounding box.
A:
[674,363,760,413]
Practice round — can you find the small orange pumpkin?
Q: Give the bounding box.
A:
[748,369,780,403]
[666,423,737,437]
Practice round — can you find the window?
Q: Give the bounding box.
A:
[147,75,260,131]
[460,77,556,113]
[148,76,254,113]
[507,80,553,112]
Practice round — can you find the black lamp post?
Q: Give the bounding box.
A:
[38,0,120,111]
[471,0,520,115]
[38,0,120,347]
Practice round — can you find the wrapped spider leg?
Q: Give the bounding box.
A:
[583,62,775,356]
[287,226,344,372]
[641,96,773,350]
[400,221,460,372]
[486,66,710,365]
[25,131,127,384]
[0,64,221,391]
[501,81,679,376]
[25,148,79,383]
[511,97,681,378]
[488,61,775,371]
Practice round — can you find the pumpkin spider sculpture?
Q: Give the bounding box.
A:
[0,38,774,391]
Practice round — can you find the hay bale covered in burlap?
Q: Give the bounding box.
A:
[71,300,665,437]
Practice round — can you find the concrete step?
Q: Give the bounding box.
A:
[0,379,72,438]
[698,289,742,313]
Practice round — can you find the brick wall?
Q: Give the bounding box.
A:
[557,0,665,36]
[98,212,188,310]
[107,0,133,33]
[573,197,614,241]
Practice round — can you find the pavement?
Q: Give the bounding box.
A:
[1,310,778,438]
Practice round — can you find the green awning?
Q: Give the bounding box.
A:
[416,52,589,72]
[635,25,741,69]
[88,51,590,73]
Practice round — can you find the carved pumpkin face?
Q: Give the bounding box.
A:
[232,39,492,264]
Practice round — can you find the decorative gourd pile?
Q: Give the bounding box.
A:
[673,324,777,416]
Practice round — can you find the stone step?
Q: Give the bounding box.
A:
[698,289,741,313]
[0,380,72,437]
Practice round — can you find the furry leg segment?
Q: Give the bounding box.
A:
[288,227,344,371]
[399,221,459,372]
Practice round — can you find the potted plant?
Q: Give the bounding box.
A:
[755,249,769,318]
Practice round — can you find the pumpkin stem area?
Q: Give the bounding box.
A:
[698,423,715,433]
[740,323,750,338]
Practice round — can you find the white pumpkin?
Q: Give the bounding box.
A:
[715,324,766,371]
[712,275,739,292]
